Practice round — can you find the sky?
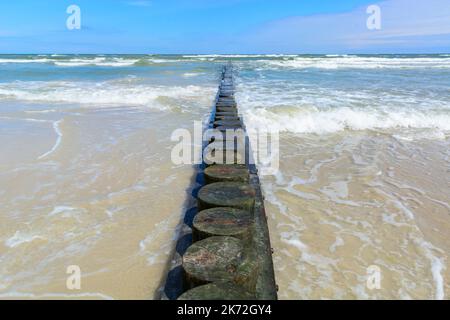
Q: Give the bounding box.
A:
[0,0,449,53]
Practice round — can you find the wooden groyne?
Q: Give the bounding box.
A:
[161,64,277,300]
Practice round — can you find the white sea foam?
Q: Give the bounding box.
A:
[54,57,138,67]
[414,238,446,300]
[391,199,415,220]
[242,107,450,135]
[0,116,52,123]
[257,56,450,70]
[48,206,78,216]
[1,55,449,70]
[0,58,54,64]
[5,231,46,248]
[0,57,139,67]
[182,72,204,77]
[38,119,63,160]
[281,234,338,270]
[0,81,214,110]
[183,54,299,59]
[24,109,58,114]
[329,236,345,253]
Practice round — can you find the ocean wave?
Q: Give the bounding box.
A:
[0,58,54,64]
[0,56,197,67]
[254,56,450,69]
[54,57,139,67]
[182,72,205,77]
[183,54,299,59]
[0,80,215,110]
[0,57,139,67]
[242,106,450,135]
[3,55,449,69]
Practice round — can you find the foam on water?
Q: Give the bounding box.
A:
[414,237,446,300]
[5,231,46,248]
[48,206,79,217]
[0,56,139,67]
[0,58,54,64]
[243,106,450,135]
[236,61,450,138]
[254,56,450,70]
[0,81,215,111]
[53,57,138,67]
[183,54,299,59]
[1,54,449,70]
[37,119,63,160]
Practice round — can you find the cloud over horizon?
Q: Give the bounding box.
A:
[235,0,450,53]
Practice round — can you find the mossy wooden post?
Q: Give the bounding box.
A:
[197,182,256,211]
[206,129,245,149]
[216,108,238,114]
[182,236,242,288]
[204,164,249,183]
[214,126,242,134]
[217,95,235,100]
[216,102,236,107]
[215,115,240,121]
[182,236,258,292]
[213,120,242,128]
[193,207,253,241]
[216,110,239,117]
[217,100,235,104]
[203,142,245,166]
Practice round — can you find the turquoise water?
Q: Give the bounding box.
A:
[1,54,449,136]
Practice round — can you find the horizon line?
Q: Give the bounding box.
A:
[0,52,449,55]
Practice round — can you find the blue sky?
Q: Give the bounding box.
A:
[0,0,449,53]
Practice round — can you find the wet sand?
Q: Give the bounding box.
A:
[0,104,208,299]
[262,131,449,299]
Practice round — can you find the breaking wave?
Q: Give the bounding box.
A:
[0,80,215,111]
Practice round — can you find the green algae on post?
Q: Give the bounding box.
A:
[204,164,249,183]
[193,207,253,241]
[182,236,243,286]
[182,236,259,292]
[197,182,256,211]
[213,120,242,128]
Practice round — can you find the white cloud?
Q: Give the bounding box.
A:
[238,0,450,53]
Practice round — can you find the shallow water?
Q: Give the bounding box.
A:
[259,132,449,299]
[233,55,450,299]
[0,54,449,299]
